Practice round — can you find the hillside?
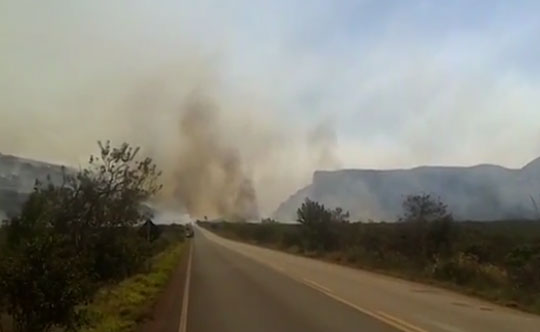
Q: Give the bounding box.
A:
[0,153,66,219]
[274,158,540,222]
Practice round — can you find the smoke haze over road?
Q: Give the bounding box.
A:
[2,1,540,218]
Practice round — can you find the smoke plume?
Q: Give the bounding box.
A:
[166,95,259,220]
[0,1,347,221]
[307,121,342,170]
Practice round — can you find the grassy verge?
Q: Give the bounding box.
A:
[80,243,186,332]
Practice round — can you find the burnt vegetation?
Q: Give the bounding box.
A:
[200,194,540,313]
[0,142,185,332]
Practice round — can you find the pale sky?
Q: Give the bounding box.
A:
[2,0,540,213]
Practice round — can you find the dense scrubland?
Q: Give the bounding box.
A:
[200,195,540,314]
[0,142,186,332]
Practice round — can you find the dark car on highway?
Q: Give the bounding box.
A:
[185,224,194,238]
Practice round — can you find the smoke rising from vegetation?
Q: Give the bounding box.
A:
[0,51,344,221]
[307,121,341,170]
[169,96,259,220]
[0,0,346,219]
[11,1,540,221]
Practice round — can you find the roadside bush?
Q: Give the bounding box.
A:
[0,234,93,332]
[0,141,162,332]
[431,253,507,288]
[81,244,186,332]
[252,223,280,244]
[279,226,303,249]
[92,229,152,281]
[344,245,370,264]
[505,243,540,293]
[296,198,347,252]
[148,224,185,256]
[397,194,454,263]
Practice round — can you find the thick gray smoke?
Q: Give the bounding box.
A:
[3,0,540,223]
[167,96,259,220]
[0,0,345,221]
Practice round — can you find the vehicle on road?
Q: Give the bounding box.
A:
[185,223,194,238]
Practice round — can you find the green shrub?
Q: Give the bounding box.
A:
[0,234,93,332]
[505,243,540,292]
[0,142,163,332]
[280,227,303,249]
[344,246,369,264]
[252,223,279,244]
[431,253,507,288]
[296,199,345,252]
[81,243,185,332]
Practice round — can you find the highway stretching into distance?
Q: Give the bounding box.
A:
[181,226,540,332]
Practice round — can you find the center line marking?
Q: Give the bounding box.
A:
[199,227,429,332]
[377,311,429,332]
[302,278,333,293]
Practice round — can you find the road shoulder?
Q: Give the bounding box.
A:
[138,241,192,332]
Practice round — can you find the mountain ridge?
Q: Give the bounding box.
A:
[3,152,540,222]
[274,158,540,222]
[0,152,66,219]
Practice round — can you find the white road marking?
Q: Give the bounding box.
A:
[178,241,193,332]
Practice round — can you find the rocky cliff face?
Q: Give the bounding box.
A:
[274,158,540,222]
[0,153,66,219]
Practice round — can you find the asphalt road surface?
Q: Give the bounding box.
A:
[184,226,540,332]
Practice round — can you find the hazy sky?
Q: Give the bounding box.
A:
[2,0,540,213]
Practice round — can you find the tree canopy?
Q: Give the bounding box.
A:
[0,141,162,332]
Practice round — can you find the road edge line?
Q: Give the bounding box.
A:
[302,278,333,293]
[178,241,193,332]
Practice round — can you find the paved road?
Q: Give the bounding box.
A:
[187,228,397,332]
[185,227,540,332]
